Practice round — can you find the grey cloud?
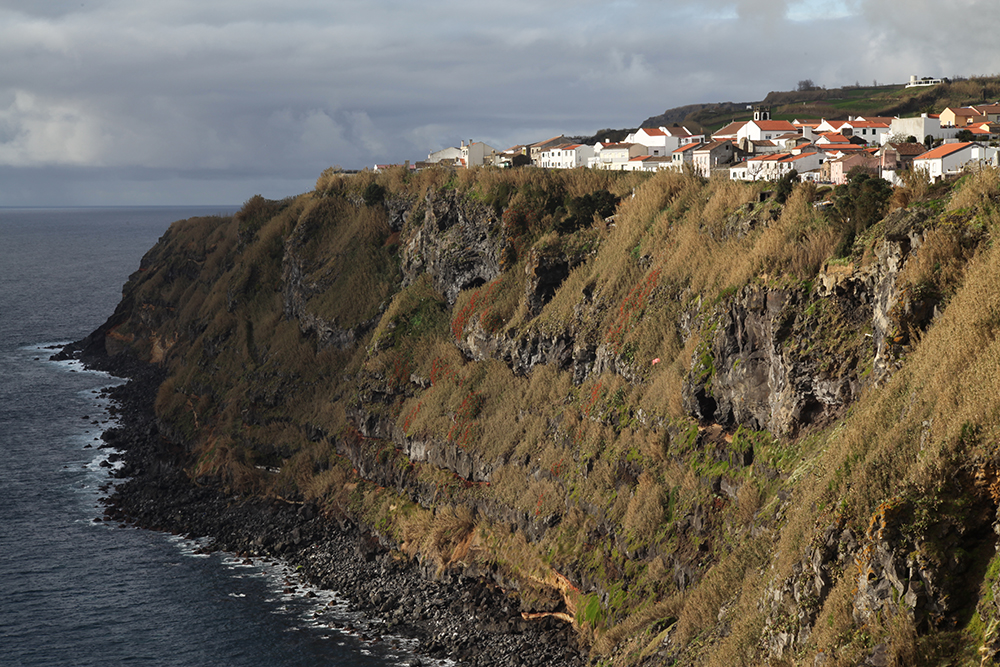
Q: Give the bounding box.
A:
[2,0,1000,204]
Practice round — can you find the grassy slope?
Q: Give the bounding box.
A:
[641,75,1000,133]
[118,164,1000,666]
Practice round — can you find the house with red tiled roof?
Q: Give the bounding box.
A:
[623,155,672,172]
[837,120,891,145]
[913,141,980,180]
[538,143,595,169]
[782,150,826,176]
[729,151,794,181]
[625,126,703,156]
[940,107,983,128]
[593,143,647,170]
[972,122,1000,140]
[737,119,799,147]
[671,141,701,171]
[530,135,567,165]
[829,152,879,185]
[814,119,844,134]
[815,133,871,153]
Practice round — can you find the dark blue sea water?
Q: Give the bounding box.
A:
[0,208,422,667]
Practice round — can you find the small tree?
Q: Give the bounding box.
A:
[956,129,975,142]
[363,182,386,207]
[829,169,892,257]
[797,79,816,92]
[511,153,532,168]
[774,169,799,204]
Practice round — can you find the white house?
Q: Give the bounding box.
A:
[460,140,498,167]
[427,146,463,164]
[538,144,595,169]
[692,140,738,177]
[625,126,704,157]
[730,153,784,181]
[622,155,669,171]
[712,120,747,142]
[780,151,826,176]
[737,119,798,147]
[912,141,980,181]
[886,114,959,145]
[593,143,647,170]
[836,120,891,145]
[671,142,701,172]
[906,75,944,88]
[729,150,823,181]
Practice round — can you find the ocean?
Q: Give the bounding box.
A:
[0,207,419,667]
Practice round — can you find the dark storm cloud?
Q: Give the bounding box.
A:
[0,0,997,204]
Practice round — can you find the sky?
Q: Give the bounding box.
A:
[2,0,1000,206]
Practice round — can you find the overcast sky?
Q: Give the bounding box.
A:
[2,0,999,206]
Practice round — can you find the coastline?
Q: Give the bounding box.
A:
[57,341,584,667]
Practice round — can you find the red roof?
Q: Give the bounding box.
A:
[752,120,797,131]
[781,152,819,162]
[914,141,977,160]
[818,132,851,143]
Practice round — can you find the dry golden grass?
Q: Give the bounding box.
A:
[673,536,769,647]
[890,167,931,209]
[399,504,477,569]
[805,575,863,666]
[593,594,684,658]
[946,168,1000,213]
[621,471,666,547]
[303,464,353,513]
[897,224,974,303]
[735,479,762,527]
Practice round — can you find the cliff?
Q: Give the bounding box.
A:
[72,165,1000,666]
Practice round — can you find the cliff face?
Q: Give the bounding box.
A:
[85,166,1000,666]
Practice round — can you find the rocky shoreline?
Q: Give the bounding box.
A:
[59,344,584,667]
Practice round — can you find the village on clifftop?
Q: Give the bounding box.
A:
[377,79,1000,187]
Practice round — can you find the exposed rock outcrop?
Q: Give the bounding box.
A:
[401,192,503,305]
